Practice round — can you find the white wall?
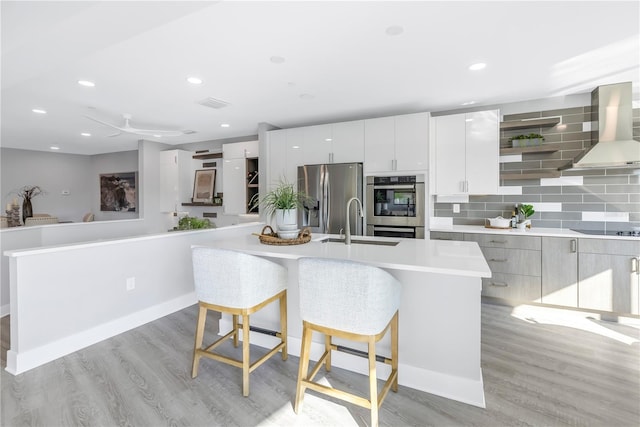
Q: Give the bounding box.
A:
[6,223,263,374]
[0,147,139,222]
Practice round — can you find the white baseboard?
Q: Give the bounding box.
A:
[5,292,197,375]
[219,318,486,408]
[0,304,9,318]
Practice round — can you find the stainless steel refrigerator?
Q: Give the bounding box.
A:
[297,163,363,235]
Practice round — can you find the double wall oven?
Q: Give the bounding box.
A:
[366,175,425,239]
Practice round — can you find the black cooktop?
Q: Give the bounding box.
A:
[571,229,640,237]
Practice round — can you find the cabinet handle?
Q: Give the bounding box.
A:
[489,281,509,287]
[489,240,507,244]
[570,239,577,253]
[391,159,397,171]
[632,257,639,275]
[489,258,508,262]
[433,237,452,240]
[329,152,334,164]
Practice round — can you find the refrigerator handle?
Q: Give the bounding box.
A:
[324,166,330,232]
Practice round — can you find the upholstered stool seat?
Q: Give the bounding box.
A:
[191,246,288,396]
[295,257,402,427]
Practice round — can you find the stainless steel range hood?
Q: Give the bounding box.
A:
[559,82,639,170]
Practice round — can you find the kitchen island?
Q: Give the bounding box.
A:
[203,230,491,407]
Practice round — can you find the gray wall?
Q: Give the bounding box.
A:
[433,107,640,232]
[1,148,138,222]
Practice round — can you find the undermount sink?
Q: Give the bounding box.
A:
[319,237,400,246]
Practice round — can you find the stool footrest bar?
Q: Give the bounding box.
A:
[335,344,390,364]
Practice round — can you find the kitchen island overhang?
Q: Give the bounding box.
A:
[202,232,491,408]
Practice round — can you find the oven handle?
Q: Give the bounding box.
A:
[372,184,415,190]
[373,226,415,232]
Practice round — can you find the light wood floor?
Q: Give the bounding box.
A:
[1,303,639,426]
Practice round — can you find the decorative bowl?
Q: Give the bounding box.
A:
[278,229,300,239]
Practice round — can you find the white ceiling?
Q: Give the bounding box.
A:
[2,1,639,155]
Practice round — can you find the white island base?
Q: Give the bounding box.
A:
[207,231,491,408]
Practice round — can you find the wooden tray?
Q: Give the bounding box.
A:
[484,225,512,230]
[254,225,312,245]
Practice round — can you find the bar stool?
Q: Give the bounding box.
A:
[191,246,288,397]
[295,257,401,427]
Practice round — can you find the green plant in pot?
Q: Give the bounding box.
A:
[176,216,214,230]
[254,179,311,231]
[517,204,535,229]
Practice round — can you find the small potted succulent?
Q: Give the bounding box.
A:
[517,204,535,229]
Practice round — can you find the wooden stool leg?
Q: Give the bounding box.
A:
[368,337,379,427]
[325,334,332,371]
[280,292,288,360]
[233,314,239,347]
[191,304,207,378]
[294,323,313,413]
[391,311,399,392]
[242,313,250,397]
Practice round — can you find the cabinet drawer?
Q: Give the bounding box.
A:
[578,239,640,256]
[482,273,541,302]
[430,231,461,241]
[464,233,541,250]
[480,247,541,276]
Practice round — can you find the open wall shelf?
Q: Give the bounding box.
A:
[500,142,564,155]
[500,116,561,130]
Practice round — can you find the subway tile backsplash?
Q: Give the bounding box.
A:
[432,106,640,232]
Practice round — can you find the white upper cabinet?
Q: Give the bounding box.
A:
[302,121,364,165]
[159,150,193,212]
[266,128,304,189]
[223,140,259,159]
[431,109,499,195]
[331,120,365,164]
[364,112,429,173]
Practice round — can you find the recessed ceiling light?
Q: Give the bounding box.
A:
[50,145,60,150]
[78,80,95,87]
[32,108,47,114]
[81,132,91,137]
[325,138,332,142]
[270,56,285,64]
[221,123,230,128]
[469,63,487,71]
[292,145,300,149]
[186,76,203,85]
[385,25,404,36]
[462,101,476,106]
[153,134,162,138]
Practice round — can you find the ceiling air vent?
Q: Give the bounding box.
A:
[197,97,230,109]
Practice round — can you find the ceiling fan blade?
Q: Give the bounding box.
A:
[83,115,125,131]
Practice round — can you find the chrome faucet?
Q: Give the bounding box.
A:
[345,197,364,245]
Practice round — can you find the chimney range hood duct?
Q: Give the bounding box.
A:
[559,82,639,170]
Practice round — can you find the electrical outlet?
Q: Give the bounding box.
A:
[453,204,460,213]
[126,277,135,291]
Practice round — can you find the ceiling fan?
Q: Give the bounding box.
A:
[84,113,192,137]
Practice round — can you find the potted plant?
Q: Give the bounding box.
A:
[254,179,310,231]
[510,133,545,148]
[517,204,535,229]
[14,185,44,223]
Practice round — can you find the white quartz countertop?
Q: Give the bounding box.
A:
[430,225,640,241]
[201,231,492,278]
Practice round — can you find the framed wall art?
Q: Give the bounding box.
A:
[192,169,216,203]
[100,172,137,212]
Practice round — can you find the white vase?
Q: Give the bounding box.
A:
[275,208,297,231]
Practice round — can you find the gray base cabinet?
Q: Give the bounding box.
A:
[578,239,640,315]
[430,231,640,315]
[541,237,578,307]
[464,233,542,303]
